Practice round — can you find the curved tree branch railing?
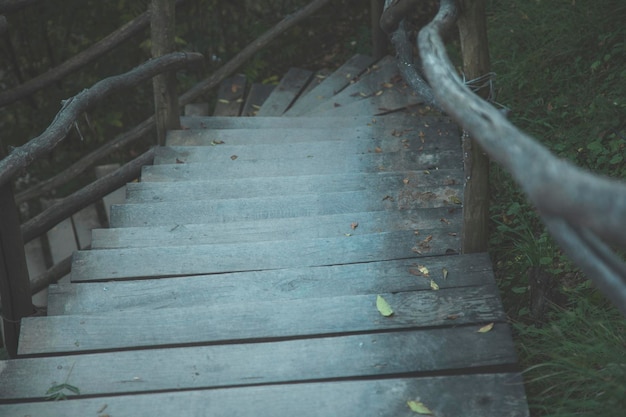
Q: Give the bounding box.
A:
[0,51,202,189]
[400,0,626,315]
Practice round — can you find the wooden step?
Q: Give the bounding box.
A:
[285,54,376,116]
[20,280,506,354]
[240,83,275,116]
[49,253,490,315]
[108,186,462,228]
[93,207,460,249]
[124,170,463,203]
[213,74,247,116]
[256,68,313,116]
[70,229,460,282]
[140,150,462,182]
[0,373,528,417]
[12,327,517,393]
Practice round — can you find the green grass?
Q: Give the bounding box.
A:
[486,0,626,415]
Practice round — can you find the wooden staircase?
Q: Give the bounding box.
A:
[0,55,529,416]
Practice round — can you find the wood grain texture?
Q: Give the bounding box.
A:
[0,373,529,417]
[257,68,313,116]
[140,149,462,181]
[125,170,464,203]
[49,253,491,315]
[109,186,463,227]
[241,82,275,116]
[156,131,458,164]
[178,113,419,129]
[93,207,461,248]
[166,116,457,147]
[285,54,376,116]
[70,229,461,281]
[19,285,506,354]
[304,56,398,114]
[212,74,246,116]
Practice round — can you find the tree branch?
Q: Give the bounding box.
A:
[0,51,202,188]
[180,0,331,106]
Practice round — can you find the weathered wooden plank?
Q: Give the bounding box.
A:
[20,285,506,354]
[49,253,491,315]
[302,56,399,115]
[71,203,102,249]
[178,113,416,130]
[297,68,332,98]
[167,114,457,147]
[109,186,463,228]
[212,74,246,116]
[70,229,460,281]
[94,163,126,224]
[256,68,313,116]
[140,149,462,181]
[0,373,529,417]
[156,131,458,164]
[126,170,463,203]
[93,207,460,249]
[240,83,275,116]
[285,54,376,116]
[307,85,423,117]
[183,102,209,116]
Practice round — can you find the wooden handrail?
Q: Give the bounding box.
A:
[0,52,202,189]
[417,0,626,315]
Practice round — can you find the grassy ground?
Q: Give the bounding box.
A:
[486,0,626,415]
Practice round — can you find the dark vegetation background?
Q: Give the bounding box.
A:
[0,0,624,415]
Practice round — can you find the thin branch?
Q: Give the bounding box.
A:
[15,118,154,204]
[180,0,331,106]
[0,0,188,108]
[0,51,203,188]
[21,148,155,244]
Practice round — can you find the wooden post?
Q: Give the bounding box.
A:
[457,0,490,253]
[371,0,388,60]
[0,144,34,358]
[151,0,180,146]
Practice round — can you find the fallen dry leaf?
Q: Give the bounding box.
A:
[407,400,433,415]
[442,268,449,280]
[430,280,439,291]
[351,222,359,230]
[478,323,495,333]
[218,99,229,104]
[230,155,238,160]
[210,140,224,146]
[403,178,410,184]
[376,295,394,317]
[374,147,383,153]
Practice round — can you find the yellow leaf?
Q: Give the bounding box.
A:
[430,280,439,291]
[418,265,430,276]
[442,268,448,280]
[450,196,462,205]
[407,400,433,415]
[478,323,495,333]
[403,178,410,184]
[376,295,394,317]
[375,90,383,96]
[218,99,230,104]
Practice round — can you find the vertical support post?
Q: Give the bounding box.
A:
[371,0,387,60]
[0,145,33,358]
[151,0,180,146]
[457,0,490,253]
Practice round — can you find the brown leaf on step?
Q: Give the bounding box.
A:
[231,84,239,93]
[446,313,460,320]
[423,235,433,244]
[440,218,450,225]
[403,178,410,185]
[230,155,238,160]
[448,232,458,237]
[334,103,341,107]
[375,147,383,153]
[175,158,185,164]
[382,195,394,201]
[351,222,359,230]
[382,82,394,88]
[210,140,225,146]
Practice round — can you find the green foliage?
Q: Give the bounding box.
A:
[516,291,626,417]
[487,1,626,415]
